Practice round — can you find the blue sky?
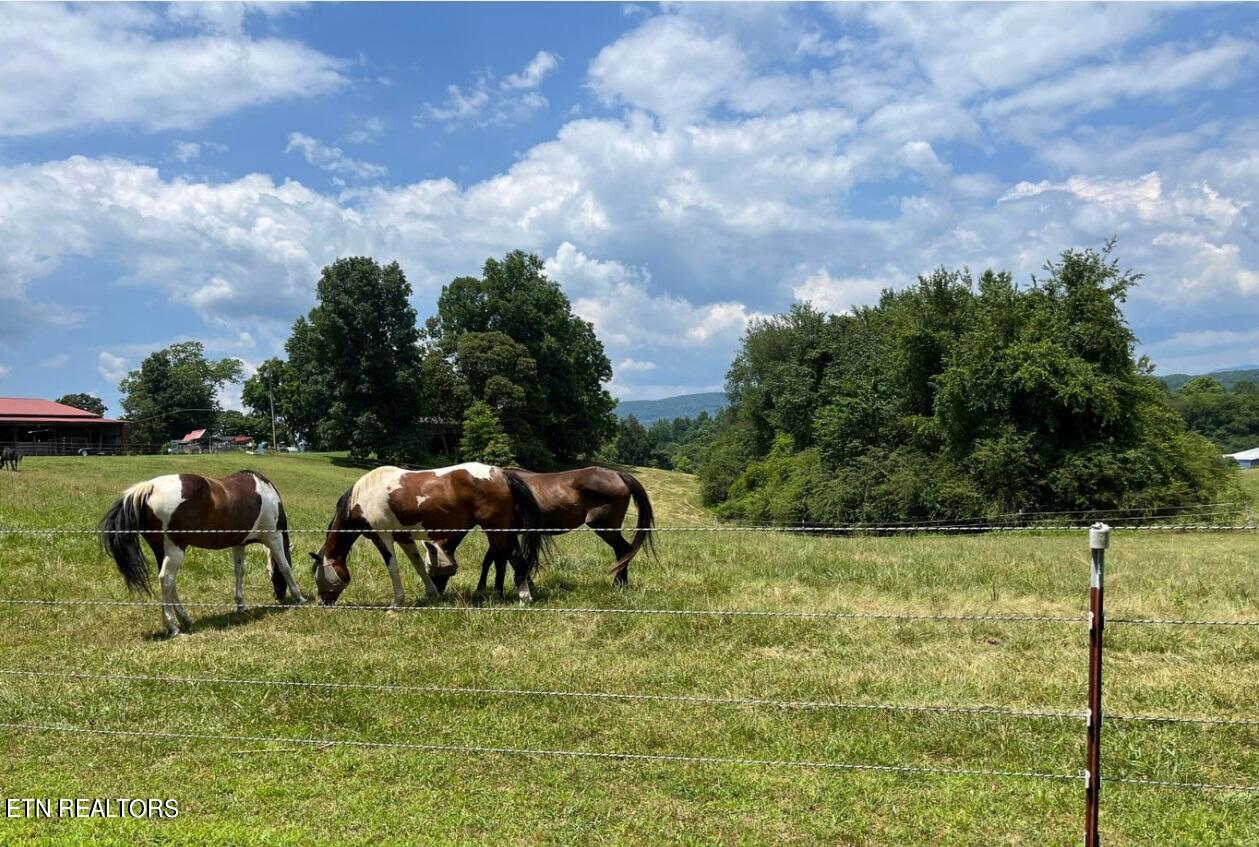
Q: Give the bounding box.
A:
[2,2,1259,414]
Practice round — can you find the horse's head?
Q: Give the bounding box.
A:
[309,550,350,605]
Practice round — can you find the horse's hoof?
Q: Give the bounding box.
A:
[166,628,183,639]
[236,604,246,614]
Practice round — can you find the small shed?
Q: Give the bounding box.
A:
[171,428,209,454]
[1225,447,1259,469]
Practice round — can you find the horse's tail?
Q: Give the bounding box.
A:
[100,483,154,595]
[612,471,655,577]
[503,470,550,576]
[269,500,292,601]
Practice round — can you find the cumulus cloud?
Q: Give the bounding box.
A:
[792,269,898,315]
[548,242,763,350]
[589,16,747,125]
[285,133,387,181]
[0,3,346,136]
[0,364,11,380]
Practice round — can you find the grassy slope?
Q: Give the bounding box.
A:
[0,455,1256,846]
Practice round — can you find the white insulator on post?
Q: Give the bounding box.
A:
[1089,522,1110,550]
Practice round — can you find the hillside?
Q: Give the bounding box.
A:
[614,391,726,424]
[1160,366,1259,392]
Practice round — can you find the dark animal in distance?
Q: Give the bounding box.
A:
[311,462,547,606]
[1,447,19,471]
[100,470,307,636]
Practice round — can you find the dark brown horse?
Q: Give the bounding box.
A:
[1,447,19,470]
[100,470,307,636]
[310,462,546,605]
[461,466,655,594]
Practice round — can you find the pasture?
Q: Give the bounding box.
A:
[0,453,1257,845]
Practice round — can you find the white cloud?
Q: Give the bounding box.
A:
[617,358,656,373]
[420,51,558,129]
[97,352,128,383]
[984,37,1257,131]
[589,16,747,125]
[1001,173,1166,221]
[861,3,1165,99]
[792,268,898,315]
[172,142,202,162]
[0,3,346,136]
[0,364,11,380]
[501,51,560,90]
[548,242,763,351]
[285,133,387,181]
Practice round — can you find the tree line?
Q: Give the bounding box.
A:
[61,242,1250,522]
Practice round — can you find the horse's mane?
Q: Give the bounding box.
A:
[330,488,354,530]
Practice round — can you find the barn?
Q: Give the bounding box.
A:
[1225,447,1259,469]
[0,397,129,455]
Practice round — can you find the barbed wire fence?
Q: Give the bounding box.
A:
[0,519,1257,842]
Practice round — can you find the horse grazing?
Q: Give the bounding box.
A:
[100,470,308,636]
[1,447,19,470]
[468,467,655,594]
[310,462,547,606]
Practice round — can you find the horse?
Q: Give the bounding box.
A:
[1,447,19,470]
[310,462,547,606]
[100,470,308,636]
[462,467,655,595]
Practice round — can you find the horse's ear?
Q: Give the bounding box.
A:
[309,551,320,561]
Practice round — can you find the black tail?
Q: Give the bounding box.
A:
[100,487,153,595]
[270,500,292,601]
[612,471,655,577]
[504,470,550,576]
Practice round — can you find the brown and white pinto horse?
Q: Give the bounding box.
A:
[465,467,655,594]
[100,470,307,636]
[310,462,546,606]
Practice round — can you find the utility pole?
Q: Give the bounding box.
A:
[268,370,278,450]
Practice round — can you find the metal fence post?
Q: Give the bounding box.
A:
[1084,522,1109,847]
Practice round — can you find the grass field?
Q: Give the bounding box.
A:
[0,454,1257,845]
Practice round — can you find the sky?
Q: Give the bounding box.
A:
[1,2,1258,415]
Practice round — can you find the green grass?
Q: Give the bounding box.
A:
[0,455,1257,845]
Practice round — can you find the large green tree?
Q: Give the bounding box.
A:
[286,257,425,459]
[434,250,615,464]
[118,342,243,446]
[702,245,1234,523]
[55,393,106,417]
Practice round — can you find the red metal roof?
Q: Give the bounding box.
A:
[0,397,123,424]
[181,429,208,442]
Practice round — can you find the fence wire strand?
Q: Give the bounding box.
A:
[0,721,1082,783]
[1,523,1255,536]
[0,597,1086,624]
[0,668,1085,721]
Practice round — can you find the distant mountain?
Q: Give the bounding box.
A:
[1160,367,1259,392]
[614,392,728,424]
